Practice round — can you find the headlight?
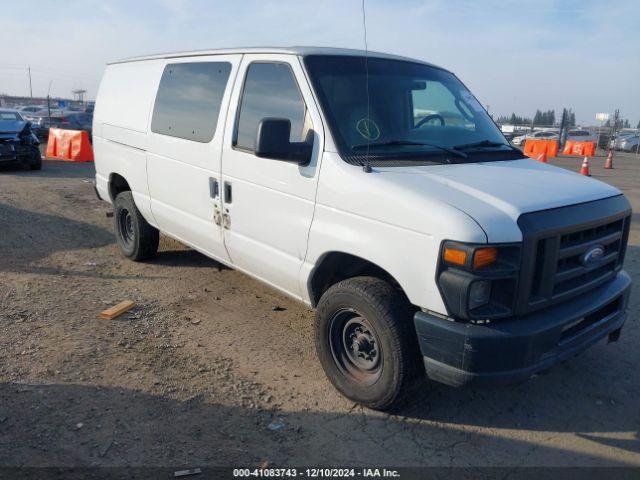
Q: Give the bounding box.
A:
[468,280,491,310]
[437,241,521,321]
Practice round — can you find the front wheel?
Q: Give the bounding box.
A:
[315,276,420,410]
[113,191,159,261]
[29,147,42,170]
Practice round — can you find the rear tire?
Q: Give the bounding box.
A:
[315,276,420,411]
[114,191,159,261]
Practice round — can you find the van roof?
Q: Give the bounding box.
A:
[108,46,447,70]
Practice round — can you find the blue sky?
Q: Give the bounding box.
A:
[0,0,638,125]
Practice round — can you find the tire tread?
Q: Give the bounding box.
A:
[114,191,159,261]
[315,276,420,410]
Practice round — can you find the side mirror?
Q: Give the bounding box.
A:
[255,117,312,165]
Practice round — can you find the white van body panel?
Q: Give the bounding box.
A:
[146,54,241,263]
[93,47,625,316]
[371,159,621,244]
[302,152,487,310]
[219,54,325,299]
[93,59,164,224]
[300,154,620,309]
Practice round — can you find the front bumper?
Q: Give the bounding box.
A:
[414,271,631,387]
[0,144,39,166]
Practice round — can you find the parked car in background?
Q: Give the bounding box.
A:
[512,130,559,146]
[61,112,93,135]
[610,131,639,150]
[0,108,42,170]
[22,108,64,136]
[619,134,639,152]
[33,111,93,140]
[566,129,596,142]
[17,105,46,116]
[27,108,65,121]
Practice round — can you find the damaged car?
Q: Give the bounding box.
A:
[0,109,42,170]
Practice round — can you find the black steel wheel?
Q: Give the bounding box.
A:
[315,276,421,410]
[329,309,383,386]
[117,207,135,249]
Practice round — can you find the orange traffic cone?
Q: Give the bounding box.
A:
[604,150,613,169]
[580,157,591,176]
[537,152,548,163]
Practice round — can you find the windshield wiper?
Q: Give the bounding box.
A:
[453,139,518,151]
[352,140,468,159]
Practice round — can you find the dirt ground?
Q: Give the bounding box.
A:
[1,149,639,473]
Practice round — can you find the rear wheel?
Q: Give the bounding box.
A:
[114,191,159,261]
[315,276,420,410]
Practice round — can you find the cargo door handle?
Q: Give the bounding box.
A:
[209,177,219,198]
[224,181,232,203]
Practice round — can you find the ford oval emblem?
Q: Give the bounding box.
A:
[580,245,605,267]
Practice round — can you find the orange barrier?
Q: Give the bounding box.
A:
[46,128,94,162]
[562,140,596,157]
[523,139,558,159]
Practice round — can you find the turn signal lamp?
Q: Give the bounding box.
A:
[443,247,467,266]
[473,247,498,269]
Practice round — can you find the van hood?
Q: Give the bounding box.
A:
[376,158,622,242]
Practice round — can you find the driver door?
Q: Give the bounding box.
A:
[219,54,324,299]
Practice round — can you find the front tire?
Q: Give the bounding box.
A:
[113,191,159,261]
[315,276,420,411]
[29,148,42,170]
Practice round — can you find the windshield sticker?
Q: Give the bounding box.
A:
[356,118,381,141]
[459,91,484,113]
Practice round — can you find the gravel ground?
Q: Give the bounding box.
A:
[0,150,639,472]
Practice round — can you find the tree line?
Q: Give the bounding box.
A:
[496,109,639,129]
[496,109,575,127]
[604,118,635,129]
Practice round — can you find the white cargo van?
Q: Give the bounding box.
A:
[93,47,631,410]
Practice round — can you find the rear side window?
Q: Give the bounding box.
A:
[235,62,308,151]
[151,62,231,143]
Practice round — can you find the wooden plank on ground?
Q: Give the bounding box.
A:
[100,300,135,320]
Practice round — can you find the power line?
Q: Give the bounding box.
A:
[0,65,100,82]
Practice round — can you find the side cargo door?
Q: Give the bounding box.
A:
[219,54,324,298]
[146,55,241,263]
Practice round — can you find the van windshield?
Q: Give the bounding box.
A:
[304,55,521,165]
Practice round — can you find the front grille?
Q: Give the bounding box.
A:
[555,219,624,292]
[516,196,631,315]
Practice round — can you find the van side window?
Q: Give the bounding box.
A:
[235,62,312,152]
[151,62,231,143]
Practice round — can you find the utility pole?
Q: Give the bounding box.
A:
[47,81,52,136]
[607,109,620,158]
[28,66,33,99]
[558,108,567,149]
